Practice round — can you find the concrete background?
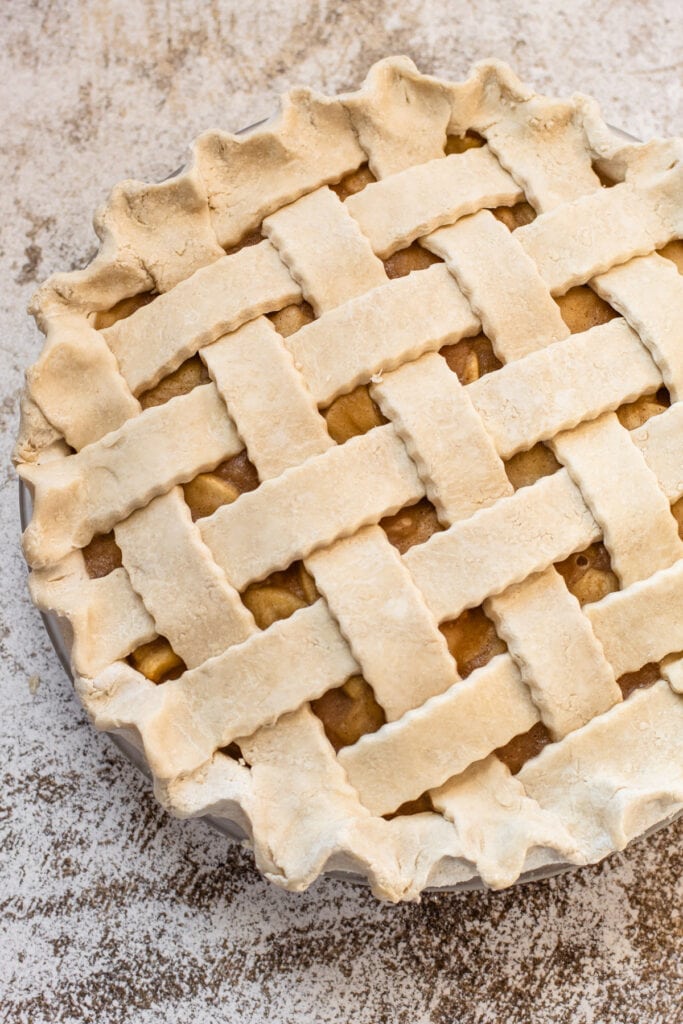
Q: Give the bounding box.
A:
[2,2,682,1021]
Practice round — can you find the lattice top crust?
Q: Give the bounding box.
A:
[15,57,683,901]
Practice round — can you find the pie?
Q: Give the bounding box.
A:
[15,57,683,901]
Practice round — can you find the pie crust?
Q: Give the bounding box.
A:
[15,57,683,901]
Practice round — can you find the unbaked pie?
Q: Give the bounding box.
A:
[15,57,683,900]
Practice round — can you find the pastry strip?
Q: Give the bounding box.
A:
[632,402,683,503]
[423,210,569,361]
[372,351,512,525]
[487,567,621,739]
[20,384,242,567]
[516,180,682,295]
[585,559,683,678]
[344,147,523,257]
[202,317,334,480]
[308,526,459,721]
[552,412,683,586]
[199,424,423,590]
[338,655,538,815]
[263,186,387,314]
[115,488,255,668]
[103,241,301,393]
[404,469,601,624]
[29,554,156,677]
[467,319,661,459]
[287,264,479,406]
[136,601,359,779]
[591,253,683,400]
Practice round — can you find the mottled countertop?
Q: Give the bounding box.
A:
[2,2,683,1022]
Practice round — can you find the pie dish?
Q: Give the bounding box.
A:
[14,57,683,901]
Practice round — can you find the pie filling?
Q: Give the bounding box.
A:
[80,152,683,800]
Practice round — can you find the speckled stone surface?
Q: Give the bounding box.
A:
[3,2,683,1022]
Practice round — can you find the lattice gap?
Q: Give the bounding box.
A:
[267,300,315,338]
[615,386,670,431]
[496,722,553,775]
[128,635,186,684]
[659,239,683,274]
[505,443,561,491]
[82,531,122,579]
[384,791,435,819]
[323,385,387,443]
[492,202,537,232]
[556,542,619,606]
[242,561,318,630]
[183,450,259,521]
[618,662,662,700]
[138,354,210,410]
[441,330,502,385]
[92,290,156,330]
[312,675,386,753]
[591,161,621,189]
[445,130,486,155]
[222,228,262,257]
[555,285,618,334]
[383,243,442,280]
[440,605,507,678]
[380,498,443,555]
[330,162,376,201]
[218,741,250,767]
